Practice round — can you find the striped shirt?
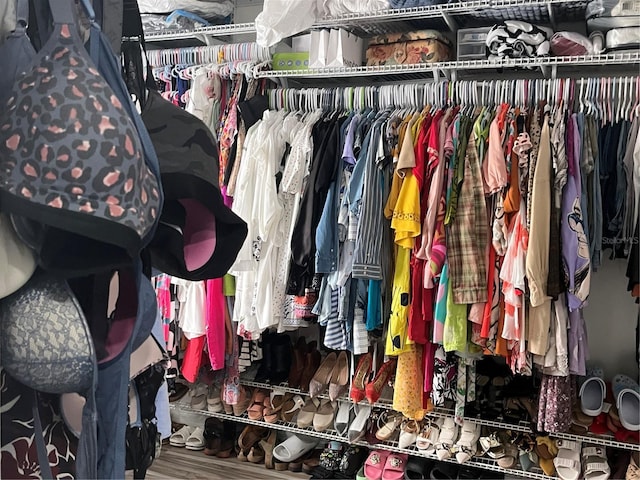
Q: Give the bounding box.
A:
[353,115,390,280]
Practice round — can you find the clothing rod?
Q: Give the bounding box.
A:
[267,77,640,122]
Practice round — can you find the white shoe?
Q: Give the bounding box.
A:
[185,427,205,451]
[435,417,458,461]
[453,420,481,464]
[169,425,194,447]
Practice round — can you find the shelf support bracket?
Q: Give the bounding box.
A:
[441,12,458,34]
[200,34,226,46]
[546,2,557,31]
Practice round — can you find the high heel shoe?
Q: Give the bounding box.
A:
[365,359,396,404]
[350,353,373,403]
[309,352,337,398]
[329,351,349,401]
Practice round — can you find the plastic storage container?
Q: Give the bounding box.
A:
[457,27,491,60]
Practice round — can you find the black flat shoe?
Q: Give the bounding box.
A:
[405,456,434,479]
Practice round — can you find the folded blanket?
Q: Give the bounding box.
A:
[486,20,554,59]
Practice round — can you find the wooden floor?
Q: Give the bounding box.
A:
[142,445,310,479]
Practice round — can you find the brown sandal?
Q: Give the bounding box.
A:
[247,389,268,421]
[237,425,268,454]
[280,395,305,422]
[232,386,251,416]
[264,393,290,423]
[248,444,265,464]
[260,430,277,469]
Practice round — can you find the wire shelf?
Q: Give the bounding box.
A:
[256,52,640,83]
[169,402,557,479]
[143,0,590,42]
[168,403,348,443]
[238,378,640,452]
[144,22,256,42]
[353,439,557,480]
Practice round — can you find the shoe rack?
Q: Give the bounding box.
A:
[169,372,640,480]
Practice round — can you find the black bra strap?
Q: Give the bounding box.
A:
[32,390,54,480]
[48,0,77,25]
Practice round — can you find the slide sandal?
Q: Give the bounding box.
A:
[554,439,582,480]
[273,434,319,463]
[169,425,194,447]
[582,445,611,480]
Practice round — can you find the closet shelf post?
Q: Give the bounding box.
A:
[441,11,458,33]
[546,2,558,30]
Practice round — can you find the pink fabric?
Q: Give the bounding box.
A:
[182,335,206,383]
[483,109,509,195]
[205,278,226,371]
[178,199,217,272]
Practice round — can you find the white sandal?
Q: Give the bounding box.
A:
[398,419,420,449]
[453,420,481,464]
[582,445,611,480]
[554,439,582,480]
[169,425,194,447]
[185,427,205,451]
[375,411,404,442]
[435,417,459,461]
[416,418,442,453]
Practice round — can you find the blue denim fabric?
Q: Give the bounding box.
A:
[97,261,157,479]
[315,114,354,273]
[316,180,340,273]
[348,129,373,214]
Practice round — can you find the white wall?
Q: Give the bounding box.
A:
[582,256,639,379]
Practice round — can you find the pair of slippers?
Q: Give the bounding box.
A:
[363,450,407,480]
[580,373,640,432]
[169,425,205,450]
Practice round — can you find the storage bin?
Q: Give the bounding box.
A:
[457,42,487,60]
[365,30,453,66]
[456,27,491,60]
